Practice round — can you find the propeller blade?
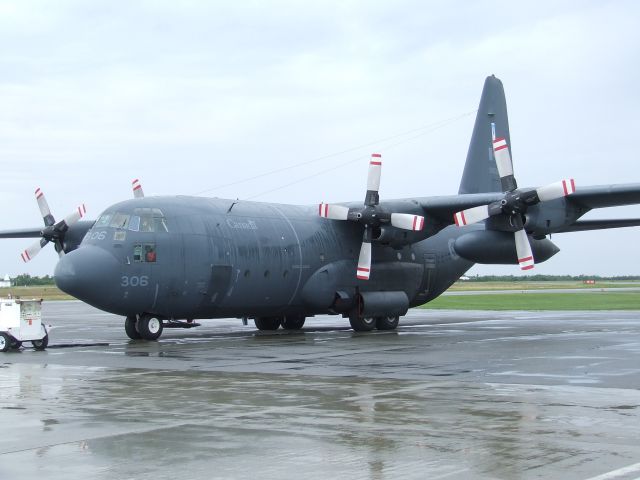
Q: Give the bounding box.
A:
[318,203,350,220]
[35,188,55,227]
[493,138,517,191]
[21,238,48,263]
[60,205,87,229]
[364,153,382,206]
[356,241,372,280]
[514,229,534,270]
[454,205,490,226]
[536,179,576,202]
[132,179,144,198]
[390,213,425,231]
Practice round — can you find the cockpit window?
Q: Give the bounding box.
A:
[134,208,168,233]
[94,209,168,233]
[96,214,112,227]
[110,213,130,229]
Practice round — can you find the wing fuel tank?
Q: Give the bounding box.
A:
[453,230,559,265]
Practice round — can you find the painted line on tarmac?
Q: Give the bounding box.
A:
[584,461,640,480]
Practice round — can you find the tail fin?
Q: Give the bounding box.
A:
[458,75,512,194]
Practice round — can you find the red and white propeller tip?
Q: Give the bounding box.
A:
[318,203,349,220]
[514,229,534,270]
[453,205,489,227]
[132,179,144,198]
[367,153,382,192]
[390,213,425,231]
[35,187,52,220]
[536,179,575,202]
[492,137,514,179]
[356,242,372,280]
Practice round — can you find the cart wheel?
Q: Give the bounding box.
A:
[32,334,49,351]
[0,332,10,352]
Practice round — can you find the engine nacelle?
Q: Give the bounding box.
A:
[453,230,560,264]
[358,291,409,317]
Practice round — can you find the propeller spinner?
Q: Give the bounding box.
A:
[319,154,425,280]
[20,188,86,262]
[453,137,575,270]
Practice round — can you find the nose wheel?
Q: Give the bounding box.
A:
[125,314,163,340]
[125,316,142,340]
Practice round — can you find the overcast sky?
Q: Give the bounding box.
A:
[1,0,639,277]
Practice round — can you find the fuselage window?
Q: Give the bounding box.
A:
[133,243,157,263]
[145,244,157,262]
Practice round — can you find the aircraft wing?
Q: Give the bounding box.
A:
[416,193,504,223]
[416,183,640,226]
[556,218,640,233]
[565,183,640,209]
[0,228,42,239]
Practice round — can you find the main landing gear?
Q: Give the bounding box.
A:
[254,315,306,331]
[348,311,400,332]
[125,314,200,340]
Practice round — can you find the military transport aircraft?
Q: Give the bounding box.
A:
[2,75,640,341]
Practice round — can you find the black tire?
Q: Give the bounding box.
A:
[281,316,305,330]
[138,315,163,341]
[348,311,376,332]
[32,334,49,351]
[0,332,10,352]
[254,317,281,330]
[10,338,22,350]
[125,316,142,340]
[376,316,399,330]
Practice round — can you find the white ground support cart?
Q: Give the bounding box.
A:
[0,298,49,352]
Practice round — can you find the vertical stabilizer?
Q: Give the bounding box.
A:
[458,75,511,194]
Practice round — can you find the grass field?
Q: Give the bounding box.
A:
[0,286,73,301]
[2,283,639,310]
[448,281,640,291]
[422,292,640,310]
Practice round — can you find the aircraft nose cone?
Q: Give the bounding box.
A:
[55,246,120,308]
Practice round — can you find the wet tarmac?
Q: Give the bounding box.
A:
[1,301,640,479]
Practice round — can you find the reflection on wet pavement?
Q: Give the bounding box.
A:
[0,302,639,479]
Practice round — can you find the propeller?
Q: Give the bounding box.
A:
[132,178,144,198]
[20,188,87,262]
[453,136,575,270]
[319,153,425,280]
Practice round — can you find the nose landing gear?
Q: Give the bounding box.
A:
[124,315,201,340]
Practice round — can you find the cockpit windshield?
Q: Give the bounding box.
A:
[95,208,168,233]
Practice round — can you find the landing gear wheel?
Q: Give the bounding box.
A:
[125,316,142,340]
[281,316,305,330]
[254,317,281,330]
[0,332,10,352]
[376,316,399,330]
[32,334,49,351]
[138,315,163,340]
[348,311,376,332]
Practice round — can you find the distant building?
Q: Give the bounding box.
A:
[0,274,10,288]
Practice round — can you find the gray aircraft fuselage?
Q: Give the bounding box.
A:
[55,196,473,321]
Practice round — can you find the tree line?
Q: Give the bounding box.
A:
[7,274,56,286]
[464,274,640,282]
